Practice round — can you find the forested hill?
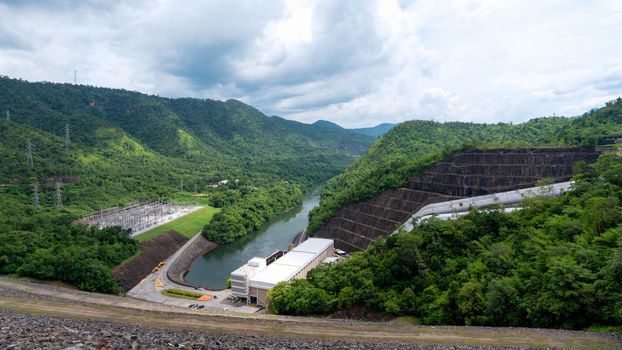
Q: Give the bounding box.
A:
[0,76,374,199]
[312,119,396,138]
[308,100,622,233]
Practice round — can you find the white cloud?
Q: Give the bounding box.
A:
[0,0,621,127]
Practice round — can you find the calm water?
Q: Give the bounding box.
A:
[184,187,321,289]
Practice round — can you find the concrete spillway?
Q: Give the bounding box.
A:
[314,148,602,252]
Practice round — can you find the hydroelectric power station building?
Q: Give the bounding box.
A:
[230,238,334,306]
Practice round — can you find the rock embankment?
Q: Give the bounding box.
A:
[167,234,217,288]
[113,231,189,291]
[0,309,533,350]
[315,147,602,252]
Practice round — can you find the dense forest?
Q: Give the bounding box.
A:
[0,76,373,292]
[269,152,622,329]
[307,99,622,234]
[202,181,303,244]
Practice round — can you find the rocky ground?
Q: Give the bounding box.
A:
[1,279,620,350]
[1,309,535,350]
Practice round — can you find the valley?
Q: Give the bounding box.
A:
[2,2,622,348]
[1,77,621,348]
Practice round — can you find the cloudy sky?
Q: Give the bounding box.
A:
[1,0,621,127]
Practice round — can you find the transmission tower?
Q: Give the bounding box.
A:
[33,183,40,208]
[64,124,71,149]
[26,141,33,167]
[55,182,63,208]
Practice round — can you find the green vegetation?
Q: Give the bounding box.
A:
[560,97,622,147]
[308,117,573,233]
[135,206,220,242]
[0,76,372,293]
[202,181,302,244]
[269,152,622,329]
[163,288,205,300]
[0,221,136,294]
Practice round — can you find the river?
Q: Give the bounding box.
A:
[184,187,321,289]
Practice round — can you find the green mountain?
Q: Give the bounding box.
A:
[0,76,374,213]
[312,120,343,129]
[351,123,396,138]
[313,119,396,138]
[307,116,577,232]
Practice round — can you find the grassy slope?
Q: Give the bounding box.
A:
[134,206,220,242]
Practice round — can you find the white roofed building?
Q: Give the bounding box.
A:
[230,238,334,307]
[230,257,266,298]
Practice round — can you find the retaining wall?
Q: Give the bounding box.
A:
[315,147,601,252]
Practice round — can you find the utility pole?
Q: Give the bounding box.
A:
[64,124,71,149]
[55,182,62,208]
[74,70,77,84]
[33,183,40,208]
[26,141,33,167]
[5,110,9,121]
[194,183,198,193]
[180,180,184,192]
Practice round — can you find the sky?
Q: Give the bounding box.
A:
[1,0,621,128]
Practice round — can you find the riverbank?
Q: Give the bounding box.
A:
[185,187,322,288]
[167,233,218,289]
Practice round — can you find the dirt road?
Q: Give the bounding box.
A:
[1,278,620,349]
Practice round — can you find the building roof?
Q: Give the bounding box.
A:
[248,238,334,290]
[292,238,333,254]
[249,264,301,290]
[271,251,315,268]
[231,257,266,278]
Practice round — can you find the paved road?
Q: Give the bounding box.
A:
[127,231,260,314]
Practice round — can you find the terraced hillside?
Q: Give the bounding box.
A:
[314,147,602,251]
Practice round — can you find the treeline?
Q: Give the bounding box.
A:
[561,97,622,146]
[269,153,622,329]
[202,181,303,244]
[0,210,137,293]
[308,117,573,233]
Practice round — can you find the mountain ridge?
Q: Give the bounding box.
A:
[313,119,395,138]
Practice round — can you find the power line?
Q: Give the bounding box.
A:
[33,183,40,208]
[64,124,71,149]
[26,141,33,167]
[55,182,63,208]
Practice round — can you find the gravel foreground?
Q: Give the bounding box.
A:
[1,309,533,350]
[1,280,620,350]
